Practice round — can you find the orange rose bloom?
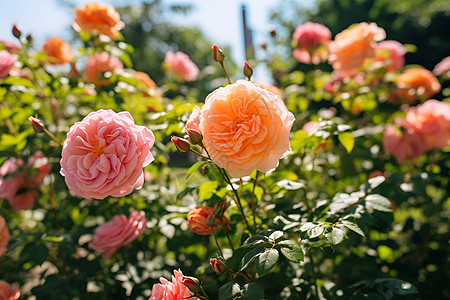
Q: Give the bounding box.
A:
[134,71,162,98]
[0,215,9,257]
[85,51,123,86]
[0,281,20,300]
[187,206,230,235]
[73,3,124,40]
[395,68,441,104]
[198,80,295,178]
[328,22,386,76]
[43,37,73,65]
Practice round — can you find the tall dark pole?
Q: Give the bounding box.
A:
[241,4,254,60]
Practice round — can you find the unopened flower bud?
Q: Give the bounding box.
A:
[186,128,203,145]
[206,214,216,227]
[181,276,202,294]
[269,26,277,38]
[12,25,21,39]
[210,257,225,275]
[171,136,190,153]
[211,44,225,63]
[26,34,33,44]
[213,200,228,217]
[29,116,44,133]
[243,61,253,80]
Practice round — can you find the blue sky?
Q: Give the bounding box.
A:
[0,0,311,81]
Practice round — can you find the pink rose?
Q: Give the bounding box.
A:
[432,56,450,76]
[0,40,20,53]
[164,51,199,82]
[374,40,406,72]
[183,105,201,134]
[0,215,10,257]
[197,80,295,178]
[292,22,331,64]
[89,210,147,258]
[328,22,386,76]
[60,109,155,199]
[0,152,50,212]
[0,50,17,79]
[150,269,197,300]
[402,100,450,151]
[0,281,20,300]
[382,124,425,163]
[85,51,123,86]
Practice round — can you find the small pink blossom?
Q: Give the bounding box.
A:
[150,269,198,300]
[0,152,50,212]
[85,51,123,86]
[183,105,201,134]
[432,56,450,76]
[374,40,406,72]
[164,51,199,82]
[0,280,20,300]
[292,22,331,64]
[60,109,155,199]
[0,50,17,79]
[89,210,147,258]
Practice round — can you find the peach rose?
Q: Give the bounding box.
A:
[150,269,197,300]
[255,83,283,98]
[85,51,123,86]
[183,105,201,134]
[0,215,10,257]
[0,281,20,300]
[43,37,73,65]
[89,210,147,258]
[0,152,50,212]
[73,2,124,40]
[134,71,162,99]
[197,80,295,178]
[60,109,155,199]
[395,68,440,104]
[382,124,425,163]
[374,40,406,72]
[433,56,450,76]
[328,22,386,76]
[402,100,450,151]
[187,206,230,235]
[164,51,199,82]
[0,50,17,79]
[292,22,331,64]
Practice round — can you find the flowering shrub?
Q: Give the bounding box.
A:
[0,3,448,300]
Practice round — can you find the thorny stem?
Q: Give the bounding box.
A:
[211,227,223,257]
[221,217,235,251]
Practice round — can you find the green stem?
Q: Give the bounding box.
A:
[211,227,223,257]
[43,127,63,146]
[250,171,260,231]
[219,62,232,84]
[189,148,210,160]
[221,217,235,251]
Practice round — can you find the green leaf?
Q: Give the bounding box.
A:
[374,278,418,296]
[268,231,283,242]
[338,132,354,153]
[240,245,266,271]
[291,130,309,153]
[241,282,265,300]
[199,181,219,200]
[365,194,392,212]
[325,227,345,246]
[29,243,49,265]
[218,282,241,300]
[278,240,304,263]
[341,220,365,237]
[256,249,279,277]
[186,161,207,179]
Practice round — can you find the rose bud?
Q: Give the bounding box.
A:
[206,214,216,227]
[211,44,225,63]
[26,34,33,44]
[269,26,276,38]
[213,200,228,217]
[186,128,203,145]
[29,116,44,133]
[243,61,253,80]
[181,276,202,294]
[210,257,225,275]
[12,25,21,39]
[172,136,191,153]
